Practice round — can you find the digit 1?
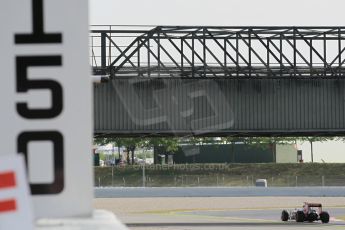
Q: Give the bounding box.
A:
[15,0,62,44]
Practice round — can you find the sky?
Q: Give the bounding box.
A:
[89,0,345,163]
[89,0,344,26]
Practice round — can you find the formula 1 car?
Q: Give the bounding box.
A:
[281,202,329,223]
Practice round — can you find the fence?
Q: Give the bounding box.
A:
[94,165,345,187]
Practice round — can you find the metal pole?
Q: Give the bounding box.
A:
[339,28,342,76]
[142,163,146,187]
[267,39,270,68]
[181,39,184,70]
[112,166,114,187]
[101,32,106,69]
[279,34,283,76]
[293,28,296,77]
[248,29,252,77]
[142,148,146,187]
[109,25,112,66]
[158,31,161,77]
[147,39,150,77]
[203,28,206,77]
[236,34,239,77]
[112,144,115,166]
[224,39,227,68]
[192,36,195,77]
[311,141,314,163]
[137,40,140,77]
[324,33,327,76]
[310,39,313,76]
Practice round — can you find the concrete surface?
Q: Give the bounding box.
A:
[94,197,345,230]
[35,210,128,230]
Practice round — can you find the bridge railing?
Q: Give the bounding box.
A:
[90,25,345,78]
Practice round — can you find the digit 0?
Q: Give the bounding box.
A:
[17,131,64,195]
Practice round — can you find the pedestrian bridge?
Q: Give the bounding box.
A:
[91,26,345,137]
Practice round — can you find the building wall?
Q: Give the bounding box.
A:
[275,144,297,163]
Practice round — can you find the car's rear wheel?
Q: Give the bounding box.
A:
[307,212,318,222]
[296,211,305,222]
[320,211,330,223]
[281,210,289,221]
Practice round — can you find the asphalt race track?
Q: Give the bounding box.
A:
[94,188,345,230]
[124,207,345,230]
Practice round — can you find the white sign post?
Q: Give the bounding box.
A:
[0,0,93,218]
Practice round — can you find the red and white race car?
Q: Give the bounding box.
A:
[281,202,329,223]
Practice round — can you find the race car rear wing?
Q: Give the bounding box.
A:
[305,203,322,207]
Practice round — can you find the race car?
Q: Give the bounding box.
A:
[281,202,329,223]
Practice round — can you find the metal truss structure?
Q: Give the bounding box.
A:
[90,26,345,78]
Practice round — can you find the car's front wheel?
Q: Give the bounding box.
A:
[320,212,330,223]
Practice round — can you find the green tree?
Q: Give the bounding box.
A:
[119,138,146,164]
[94,137,144,164]
[144,137,179,164]
[94,137,124,160]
